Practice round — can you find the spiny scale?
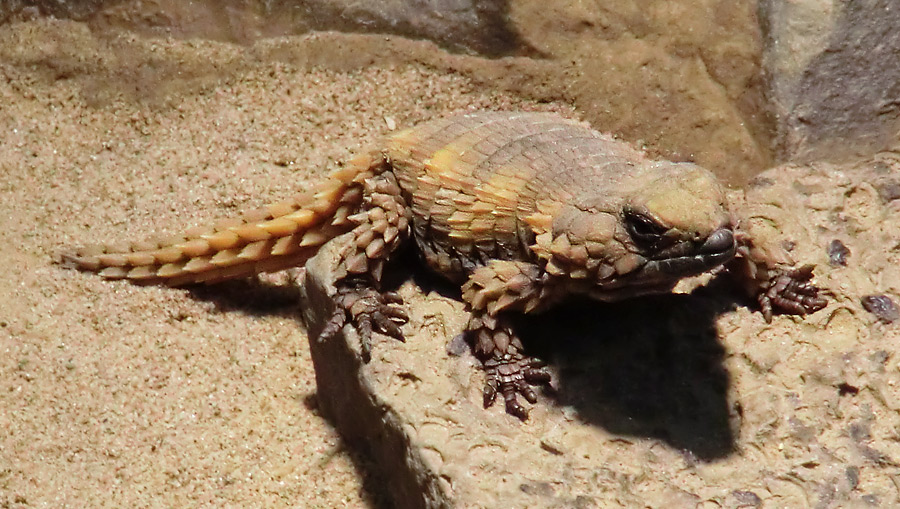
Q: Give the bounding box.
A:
[60,160,369,286]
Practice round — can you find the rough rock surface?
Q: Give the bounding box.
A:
[8,0,771,184]
[759,0,900,161]
[303,154,900,508]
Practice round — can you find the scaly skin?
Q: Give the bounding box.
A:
[60,112,827,419]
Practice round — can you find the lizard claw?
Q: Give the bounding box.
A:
[468,312,553,419]
[320,283,408,362]
[483,352,552,420]
[758,264,827,322]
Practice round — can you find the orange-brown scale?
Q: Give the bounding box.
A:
[59,160,374,286]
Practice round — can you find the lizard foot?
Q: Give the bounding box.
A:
[320,282,408,362]
[483,352,552,420]
[470,313,552,420]
[758,264,827,322]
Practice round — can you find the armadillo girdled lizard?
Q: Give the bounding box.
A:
[60,111,827,419]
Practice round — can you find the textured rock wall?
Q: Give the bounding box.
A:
[760,0,900,161]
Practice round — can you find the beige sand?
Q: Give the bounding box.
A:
[0,18,572,507]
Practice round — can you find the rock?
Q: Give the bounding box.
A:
[281,0,532,57]
[301,239,737,507]
[3,0,106,21]
[20,0,774,184]
[861,295,900,324]
[759,0,900,161]
[300,154,900,508]
[510,0,773,185]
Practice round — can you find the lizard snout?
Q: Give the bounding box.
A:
[639,227,736,279]
[700,228,735,255]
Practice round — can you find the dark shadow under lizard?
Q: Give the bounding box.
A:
[182,251,742,463]
[185,277,302,316]
[408,249,742,461]
[517,276,741,461]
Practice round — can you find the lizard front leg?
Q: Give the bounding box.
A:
[461,260,554,419]
[319,168,412,361]
[725,184,829,322]
[730,230,827,322]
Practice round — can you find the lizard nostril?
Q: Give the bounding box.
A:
[700,228,735,254]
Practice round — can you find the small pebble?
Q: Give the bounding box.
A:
[446,332,469,356]
[876,180,900,202]
[827,239,850,266]
[861,295,900,323]
[731,490,762,507]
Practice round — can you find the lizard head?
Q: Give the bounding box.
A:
[618,162,734,282]
[535,161,736,301]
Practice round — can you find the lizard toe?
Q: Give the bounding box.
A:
[322,282,408,361]
[483,352,552,421]
[758,265,827,322]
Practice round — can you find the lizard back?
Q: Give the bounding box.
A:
[383,112,659,282]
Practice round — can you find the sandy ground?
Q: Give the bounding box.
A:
[0,18,574,507]
[4,7,892,508]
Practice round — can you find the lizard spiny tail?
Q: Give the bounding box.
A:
[59,153,406,288]
[61,150,413,357]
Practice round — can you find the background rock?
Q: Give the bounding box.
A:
[760,0,900,161]
[9,0,773,184]
[510,0,773,184]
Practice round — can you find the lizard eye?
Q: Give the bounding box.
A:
[624,210,668,249]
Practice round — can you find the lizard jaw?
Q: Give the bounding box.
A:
[588,227,736,301]
[638,227,736,280]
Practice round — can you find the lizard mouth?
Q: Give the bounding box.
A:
[640,227,736,279]
[591,228,736,300]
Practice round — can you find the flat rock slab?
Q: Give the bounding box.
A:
[301,155,900,508]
